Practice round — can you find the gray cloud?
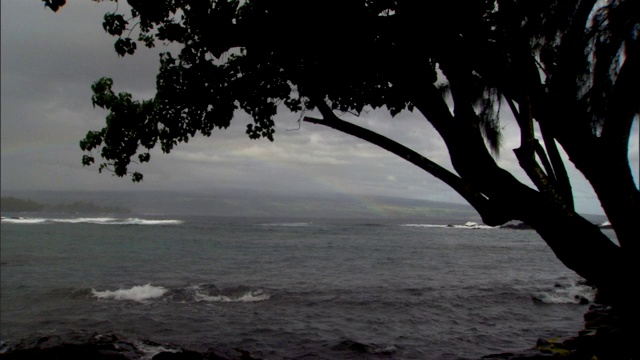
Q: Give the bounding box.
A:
[2,1,637,215]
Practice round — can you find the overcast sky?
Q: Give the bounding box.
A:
[1,1,638,215]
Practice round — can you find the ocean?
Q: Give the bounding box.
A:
[0,213,605,359]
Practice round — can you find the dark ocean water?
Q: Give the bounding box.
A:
[0,214,606,359]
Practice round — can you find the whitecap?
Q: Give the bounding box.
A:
[92,284,168,302]
[194,289,270,303]
[119,218,184,225]
[532,283,596,304]
[369,345,397,355]
[259,222,311,227]
[135,341,179,360]
[460,221,496,229]
[51,217,118,224]
[66,217,183,225]
[401,222,495,229]
[1,216,183,225]
[0,217,48,224]
[401,224,449,228]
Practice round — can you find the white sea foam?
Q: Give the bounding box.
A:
[260,222,311,227]
[533,283,596,304]
[135,341,179,360]
[402,223,450,228]
[369,345,397,355]
[0,217,48,224]
[402,221,496,229]
[52,217,118,224]
[120,218,184,225]
[65,217,183,225]
[194,289,271,303]
[92,284,168,302]
[1,216,183,225]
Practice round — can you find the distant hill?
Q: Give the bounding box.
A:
[0,196,130,215]
[0,197,45,212]
[0,190,609,224]
[0,190,477,220]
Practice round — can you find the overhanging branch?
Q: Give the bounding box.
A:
[304,98,511,225]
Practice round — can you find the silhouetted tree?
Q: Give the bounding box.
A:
[56,0,639,344]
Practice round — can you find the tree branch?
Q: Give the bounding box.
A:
[534,141,556,183]
[304,98,511,225]
[539,123,575,211]
[507,97,558,197]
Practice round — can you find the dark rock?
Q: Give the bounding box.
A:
[0,332,144,360]
[0,332,269,360]
[331,340,370,353]
[234,348,263,360]
[499,222,532,230]
[329,339,395,355]
[203,350,234,360]
[481,349,558,359]
[0,343,132,360]
[483,301,635,359]
[153,350,204,360]
[481,352,516,358]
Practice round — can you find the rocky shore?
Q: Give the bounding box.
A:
[483,303,631,359]
[0,304,631,360]
[0,333,265,360]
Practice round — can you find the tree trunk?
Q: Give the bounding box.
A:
[405,81,628,295]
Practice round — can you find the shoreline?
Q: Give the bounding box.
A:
[483,303,631,359]
[0,304,629,360]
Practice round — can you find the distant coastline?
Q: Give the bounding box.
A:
[0,196,130,215]
[0,190,610,224]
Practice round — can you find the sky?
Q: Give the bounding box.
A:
[1,1,638,216]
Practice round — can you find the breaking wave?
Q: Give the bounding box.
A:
[91,284,271,304]
[0,217,48,224]
[532,282,596,305]
[92,284,168,302]
[401,221,496,229]
[193,288,271,303]
[1,216,183,225]
[258,222,312,227]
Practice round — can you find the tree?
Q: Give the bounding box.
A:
[57,0,639,346]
